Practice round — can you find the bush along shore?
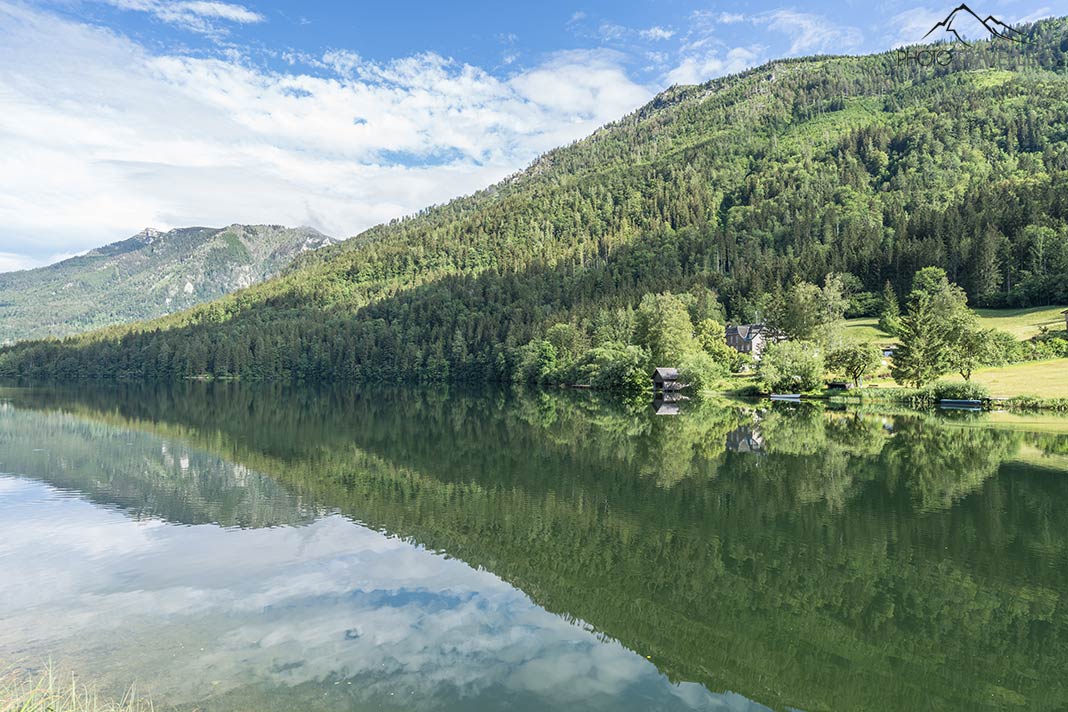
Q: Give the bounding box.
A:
[819,382,1068,413]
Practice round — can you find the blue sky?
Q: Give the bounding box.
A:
[0,0,1062,269]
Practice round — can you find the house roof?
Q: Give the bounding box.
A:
[725,324,766,341]
[651,367,679,380]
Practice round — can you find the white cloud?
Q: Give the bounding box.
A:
[0,251,48,271]
[684,8,860,58]
[170,1,262,23]
[639,26,675,41]
[1013,7,1053,25]
[0,2,651,263]
[886,7,947,48]
[510,49,647,117]
[763,10,864,55]
[101,0,265,34]
[598,21,627,40]
[716,12,746,24]
[665,46,763,85]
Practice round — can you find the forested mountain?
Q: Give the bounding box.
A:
[3,18,1068,381]
[0,224,335,343]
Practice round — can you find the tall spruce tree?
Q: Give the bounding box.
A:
[878,281,901,336]
[891,291,949,388]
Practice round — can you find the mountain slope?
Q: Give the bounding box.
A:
[0,224,335,343]
[2,18,1068,380]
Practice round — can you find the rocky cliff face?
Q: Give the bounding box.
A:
[0,224,337,343]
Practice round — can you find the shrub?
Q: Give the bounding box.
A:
[582,343,648,394]
[1004,395,1068,412]
[926,381,990,401]
[1031,335,1068,359]
[758,340,824,393]
[986,329,1025,365]
[847,291,881,318]
[678,350,728,393]
[1005,395,1043,410]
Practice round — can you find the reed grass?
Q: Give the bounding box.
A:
[0,665,154,712]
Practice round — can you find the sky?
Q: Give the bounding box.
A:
[0,0,1063,270]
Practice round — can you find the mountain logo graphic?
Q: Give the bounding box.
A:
[922,4,1026,45]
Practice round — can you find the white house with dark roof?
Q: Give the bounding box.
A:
[724,323,773,359]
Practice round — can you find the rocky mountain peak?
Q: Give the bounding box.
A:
[134,227,163,244]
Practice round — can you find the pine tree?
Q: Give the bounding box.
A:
[878,281,901,336]
[891,291,949,388]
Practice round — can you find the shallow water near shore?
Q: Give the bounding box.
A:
[2,383,1067,711]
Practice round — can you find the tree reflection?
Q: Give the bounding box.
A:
[3,383,1068,711]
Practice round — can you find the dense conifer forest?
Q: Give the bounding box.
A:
[3,18,1068,382]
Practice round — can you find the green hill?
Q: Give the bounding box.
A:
[3,19,1068,381]
[0,224,335,344]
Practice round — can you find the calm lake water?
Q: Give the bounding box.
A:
[1,383,1068,711]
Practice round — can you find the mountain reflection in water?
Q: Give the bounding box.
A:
[1,383,1066,711]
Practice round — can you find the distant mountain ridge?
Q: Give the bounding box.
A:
[0,224,336,343]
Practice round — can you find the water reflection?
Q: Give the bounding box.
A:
[0,478,744,712]
[1,383,1067,711]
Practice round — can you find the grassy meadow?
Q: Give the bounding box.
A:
[973,306,1068,339]
[842,317,894,344]
[943,358,1068,398]
[837,308,1067,399]
[844,306,1068,345]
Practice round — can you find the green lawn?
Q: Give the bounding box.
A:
[843,317,895,344]
[945,358,1068,398]
[839,310,1068,398]
[843,306,1067,345]
[974,305,1068,339]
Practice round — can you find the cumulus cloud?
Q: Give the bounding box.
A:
[665,46,763,85]
[670,7,861,84]
[639,26,675,40]
[0,2,651,262]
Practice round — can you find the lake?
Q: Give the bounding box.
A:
[1,383,1067,711]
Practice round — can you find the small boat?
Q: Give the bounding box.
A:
[939,399,983,411]
[770,394,802,401]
